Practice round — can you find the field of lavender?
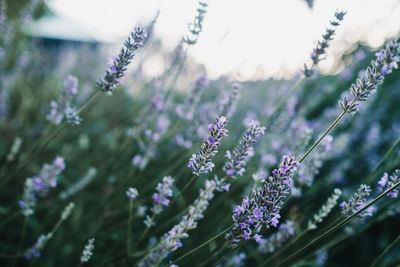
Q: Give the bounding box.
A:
[1,1,400,266]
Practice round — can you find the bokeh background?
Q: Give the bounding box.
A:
[1,0,400,266]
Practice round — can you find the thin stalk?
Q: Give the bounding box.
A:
[171,225,234,264]
[13,216,27,267]
[170,175,197,206]
[366,134,400,184]
[299,109,348,163]
[260,229,309,266]
[277,180,400,266]
[127,199,134,256]
[370,233,400,267]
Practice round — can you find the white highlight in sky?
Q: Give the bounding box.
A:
[49,0,400,80]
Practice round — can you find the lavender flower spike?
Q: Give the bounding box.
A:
[25,233,52,259]
[226,155,299,247]
[339,40,400,114]
[183,1,208,45]
[303,10,346,77]
[144,176,175,228]
[19,156,66,216]
[340,184,371,216]
[377,170,400,198]
[188,116,228,176]
[308,188,342,230]
[97,27,147,93]
[224,120,266,178]
[80,238,95,262]
[139,178,225,266]
[47,75,81,125]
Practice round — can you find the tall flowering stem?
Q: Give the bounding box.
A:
[300,40,400,164]
[97,27,147,93]
[377,170,400,198]
[224,120,266,178]
[303,10,346,77]
[183,1,208,46]
[226,155,299,247]
[308,188,342,230]
[188,116,228,176]
[139,178,225,266]
[339,40,400,114]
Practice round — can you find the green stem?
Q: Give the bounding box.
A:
[171,225,234,264]
[299,109,347,163]
[370,233,400,267]
[127,199,134,256]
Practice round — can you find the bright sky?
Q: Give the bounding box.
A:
[48,0,400,80]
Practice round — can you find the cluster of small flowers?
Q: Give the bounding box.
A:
[226,155,299,247]
[257,221,295,255]
[303,10,346,77]
[59,167,97,200]
[175,73,209,120]
[139,178,228,266]
[340,184,372,216]
[19,156,66,216]
[226,252,247,267]
[223,120,266,178]
[80,238,95,262]
[308,188,342,230]
[126,187,139,199]
[188,116,228,176]
[6,136,22,162]
[183,1,208,45]
[339,40,400,114]
[25,233,52,259]
[25,202,74,259]
[377,170,400,198]
[97,27,147,93]
[144,176,174,228]
[47,75,82,125]
[219,83,240,119]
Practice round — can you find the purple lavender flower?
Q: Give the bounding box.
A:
[224,120,265,178]
[226,155,299,247]
[339,40,400,114]
[303,10,346,76]
[340,184,372,216]
[126,187,139,199]
[377,170,400,198]
[25,233,52,259]
[97,27,147,93]
[19,156,66,216]
[142,176,175,228]
[315,249,328,266]
[47,75,82,125]
[258,221,295,254]
[188,116,228,176]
